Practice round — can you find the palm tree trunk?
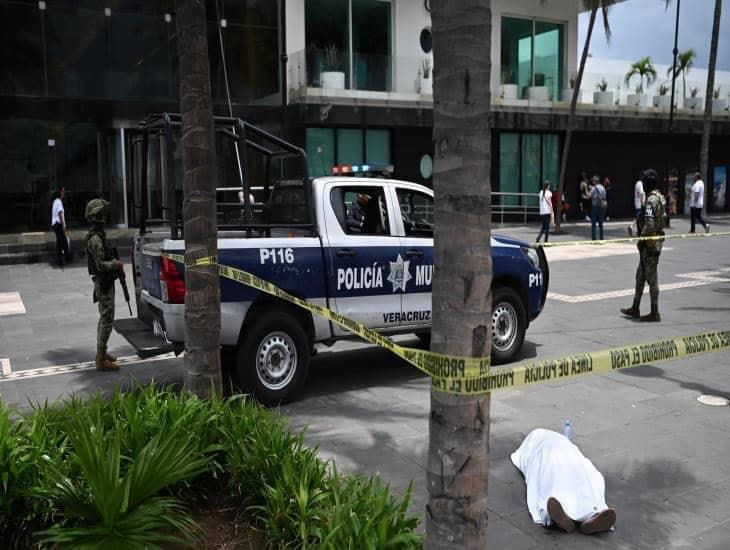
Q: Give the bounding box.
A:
[426,1,492,548]
[175,0,223,397]
[555,7,597,231]
[700,0,722,216]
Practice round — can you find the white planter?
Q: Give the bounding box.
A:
[320,71,345,90]
[501,84,518,100]
[653,95,671,109]
[626,94,647,107]
[684,97,703,111]
[593,91,614,106]
[420,76,433,95]
[561,88,581,102]
[713,98,728,112]
[528,86,550,102]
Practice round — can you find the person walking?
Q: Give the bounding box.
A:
[628,176,646,237]
[50,187,69,267]
[85,199,123,371]
[536,181,553,243]
[689,172,710,233]
[589,175,606,241]
[603,177,613,221]
[621,169,667,322]
[579,172,591,222]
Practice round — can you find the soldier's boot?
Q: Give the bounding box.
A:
[640,305,661,323]
[620,304,641,318]
[104,351,118,363]
[95,352,119,371]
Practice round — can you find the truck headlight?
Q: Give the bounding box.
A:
[521,246,540,270]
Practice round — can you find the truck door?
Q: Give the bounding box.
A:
[323,182,404,334]
[394,186,435,328]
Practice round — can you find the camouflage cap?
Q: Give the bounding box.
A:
[85,198,110,223]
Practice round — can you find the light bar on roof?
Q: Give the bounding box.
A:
[331,164,394,177]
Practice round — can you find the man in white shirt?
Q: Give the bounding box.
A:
[512,429,617,535]
[689,172,709,233]
[634,179,645,217]
[50,187,69,266]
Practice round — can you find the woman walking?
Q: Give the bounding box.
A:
[536,180,553,243]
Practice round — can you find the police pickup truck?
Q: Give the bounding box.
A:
[119,115,548,405]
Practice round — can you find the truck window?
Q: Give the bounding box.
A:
[330,186,391,236]
[396,188,434,237]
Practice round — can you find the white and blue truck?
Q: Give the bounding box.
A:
[116,115,549,404]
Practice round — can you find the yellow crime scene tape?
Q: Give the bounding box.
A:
[536,230,730,247]
[162,251,730,396]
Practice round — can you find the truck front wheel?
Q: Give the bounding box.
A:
[491,285,527,365]
[237,311,310,406]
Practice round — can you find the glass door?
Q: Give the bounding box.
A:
[534,21,564,102]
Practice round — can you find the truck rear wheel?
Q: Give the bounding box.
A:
[237,310,310,406]
[491,285,526,365]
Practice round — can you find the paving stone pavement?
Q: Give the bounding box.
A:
[1,216,729,549]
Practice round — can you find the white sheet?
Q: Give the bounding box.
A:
[511,429,609,526]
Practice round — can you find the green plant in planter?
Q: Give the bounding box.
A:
[624,56,657,94]
[501,67,514,84]
[323,45,341,72]
[690,86,700,98]
[421,59,432,79]
[534,72,546,87]
[714,87,722,99]
[658,84,670,96]
[36,407,212,548]
[596,78,609,92]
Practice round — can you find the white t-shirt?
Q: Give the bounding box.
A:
[691,180,704,208]
[51,198,64,226]
[634,180,645,210]
[539,190,553,215]
[511,429,609,526]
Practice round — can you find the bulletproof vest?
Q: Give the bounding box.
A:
[86,227,111,276]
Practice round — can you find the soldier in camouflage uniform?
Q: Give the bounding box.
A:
[85,199,124,370]
[621,169,667,322]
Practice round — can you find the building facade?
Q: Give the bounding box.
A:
[1,0,729,234]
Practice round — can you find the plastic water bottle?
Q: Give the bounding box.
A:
[563,420,572,440]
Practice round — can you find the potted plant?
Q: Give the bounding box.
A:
[528,72,550,102]
[320,45,345,90]
[561,74,581,103]
[684,86,703,110]
[713,87,728,112]
[653,83,671,109]
[500,67,518,100]
[625,56,656,108]
[593,78,613,106]
[420,58,433,95]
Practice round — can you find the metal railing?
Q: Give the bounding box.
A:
[492,192,541,225]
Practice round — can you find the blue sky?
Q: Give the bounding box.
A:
[578,0,729,71]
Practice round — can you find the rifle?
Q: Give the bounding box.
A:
[112,247,133,316]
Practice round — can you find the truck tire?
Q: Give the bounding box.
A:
[491,285,527,365]
[237,310,310,406]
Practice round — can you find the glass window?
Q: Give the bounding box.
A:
[0,3,45,96]
[336,129,364,166]
[206,0,277,27]
[109,12,174,100]
[305,0,349,87]
[534,21,563,102]
[396,188,434,237]
[365,129,391,165]
[499,133,520,206]
[542,134,560,194]
[501,17,564,100]
[330,185,390,235]
[501,17,533,98]
[352,0,391,91]
[521,134,541,207]
[306,128,335,177]
[45,7,110,98]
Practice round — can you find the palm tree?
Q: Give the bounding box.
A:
[174,0,223,397]
[625,56,657,94]
[667,48,696,101]
[426,1,492,547]
[700,0,723,216]
[554,0,616,232]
